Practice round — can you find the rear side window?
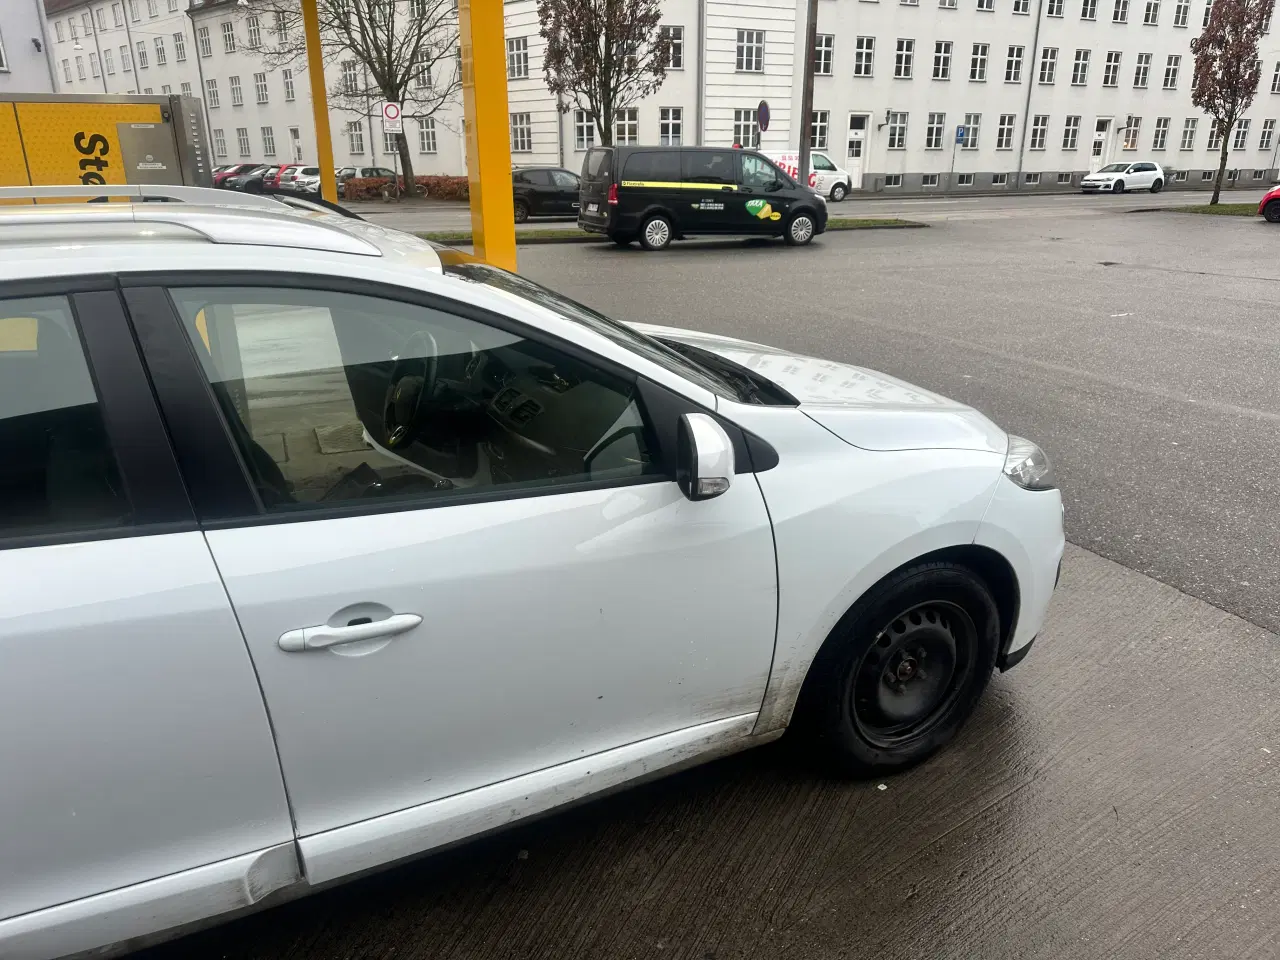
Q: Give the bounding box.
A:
[582,148,612,180]
[683,151,736,184]
[0,296,130,539]
[522,169,551,185]
[622,151,680,182]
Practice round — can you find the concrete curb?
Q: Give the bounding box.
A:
[416,219,929,246]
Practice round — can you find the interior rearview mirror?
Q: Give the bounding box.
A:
[677,413,734,501]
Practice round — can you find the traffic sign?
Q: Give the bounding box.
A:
[382,101,403,134]
[955,125,966,144]
[758,100,770,133]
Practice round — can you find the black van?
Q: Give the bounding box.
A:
[578,146,827,250]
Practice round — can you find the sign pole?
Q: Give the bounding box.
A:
[948,124,963,193]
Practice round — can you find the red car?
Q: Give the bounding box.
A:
[265,163,302,192]
[1258,184,1280,222]
[213,163,261,188]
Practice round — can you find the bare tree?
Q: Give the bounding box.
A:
[538,0,669,146]
[255,0,461,193]
[1191,0,1269,204]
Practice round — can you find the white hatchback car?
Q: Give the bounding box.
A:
[0,186,1063,960]
[1080,160,1167,193]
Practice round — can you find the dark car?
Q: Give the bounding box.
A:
[578,145,827,250]
[512,167,580,222]
[335,165,398,198]
[228,165,278,193]
[213,163,260,188]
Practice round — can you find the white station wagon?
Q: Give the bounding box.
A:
[0,186,1063,959]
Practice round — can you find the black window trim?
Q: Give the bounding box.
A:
[117,269,763,529]
[0,276,195,551]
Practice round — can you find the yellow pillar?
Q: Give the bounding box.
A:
[300,0,338,204]
[459,0,517,271]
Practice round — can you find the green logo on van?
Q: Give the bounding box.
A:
[745,198,782,221]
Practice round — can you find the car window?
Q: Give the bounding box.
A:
[337,167,356,177]
[740,154,783,189]
[622,151,680,182]
[812,154,837,172]
[523,169,551,185]
[683,151,737,184]
[1098,163,1127,173]
[582,148,612,180]
[167,287,659,513]
[301,167,319,175]
[550,170,579,188]
[0,296,131,538]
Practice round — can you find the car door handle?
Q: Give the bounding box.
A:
[721,185,735,192]
[278,614,422,652]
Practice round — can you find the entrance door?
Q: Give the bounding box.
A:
[846,115,868,189]
[1090,119,1113,172]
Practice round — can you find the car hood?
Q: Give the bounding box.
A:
[634,325,1009,454]
[1082,172,1121,180]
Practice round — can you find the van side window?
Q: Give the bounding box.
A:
[622,151,680,182]
[812,154,837,172]
[740,154,778,189]
[683,151,736,184]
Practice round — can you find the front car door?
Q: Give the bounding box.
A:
[810,152,840,193]
[680,149,739,233]
[733,152,793,235]
[123,268,778,885]
[550,169,581,214]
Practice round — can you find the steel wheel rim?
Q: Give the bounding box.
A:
[645,218,670,247]
[849,600,977,748]
[833,185,846,201]
[791,216,814,242]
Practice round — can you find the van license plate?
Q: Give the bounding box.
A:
[586,202,598,212]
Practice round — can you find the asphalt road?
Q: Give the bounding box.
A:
[134,206,1280,960]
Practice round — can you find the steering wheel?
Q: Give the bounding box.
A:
[382,329,439,449]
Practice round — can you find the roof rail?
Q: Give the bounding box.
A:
[0,184,283,209]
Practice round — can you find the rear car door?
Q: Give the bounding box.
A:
[550,169,581,214]
[0,283,294,955]
[521,168,555,214]
[679,149,738,233]
[122,272,778,886]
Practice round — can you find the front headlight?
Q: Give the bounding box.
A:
[1003,436,1056,490]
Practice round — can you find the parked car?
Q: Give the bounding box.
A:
[281,165,321,193]
[224,165,276,193]
[293,172,322,194]
[1080,161,1166,193]
[335,165,398,198]
[765,150,855,201]
[0,185,1061,960]
[1258,183,1280,221]
[213,162,261,188]
[512,166,580,222]
[579,145,828,249]
[264,164,301,192]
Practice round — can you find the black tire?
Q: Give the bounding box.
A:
[830,182,848,202]
[784,211,816,246]
[639,214,673,251]
[1264,201,1280,222]
[1150,178,1164,194]
[1112,179,1125,194]
[795,562,1000,777]
[513,200,529,224]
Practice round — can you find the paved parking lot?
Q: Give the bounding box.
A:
[138,206,1280,960]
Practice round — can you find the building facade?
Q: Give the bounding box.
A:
[3,0,58,92]
[39,0,1280,190]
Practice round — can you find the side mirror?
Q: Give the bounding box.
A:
[676,413,734,501]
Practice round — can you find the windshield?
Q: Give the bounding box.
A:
[1098,163,1128,173]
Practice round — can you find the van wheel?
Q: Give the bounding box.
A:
[1150,179,1164,194]
[784,212,816,246]
[830,183,848,202]
[795,562,1000,776]
[514,200,529,223]
[640,215,673,251]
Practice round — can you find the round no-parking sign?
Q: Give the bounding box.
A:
[382,101,402,134]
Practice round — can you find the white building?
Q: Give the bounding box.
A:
[39,0,1280,191]
[3,0,58,92]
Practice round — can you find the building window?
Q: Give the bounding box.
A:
[961,112,981,148]
[992,173,1008,185]
[1173,169,1187,180]
[1208,119,1224,150]
[934,41,952,79]
[1143,0,1161,22]
[1113,0,1129,20]
[507,37,528,79]
[1153,116,1171,149]
[229,75,243,106]
[55,21,65,42]
[1013,0,1031,10]
[735,29,764,72]
[887,111,907,149]
[1048,0,1064,12]
[1200,170,1215,181]
[205,78,218,107]
[509,112,533,152]
[104,48,114,74]
[235,127,251,157]
[1134,52,1152,87]
[212,128,227,158]
[96,7,107,30]
[128,0,139,21]
[1123,118,1141,149]
[661,26,684,69]
[161,84,171,94]
[1272,62,1280,93]
[970,43,988,80]
[810,110,830,149]
[885,174,903,187]
[1058,172,1073,183]
[247,16,261,49]
[410,0,427,15]
[1180,117,1198,148]
[152,37,166,66]
[976,0,993,10]
[197,26,211,58]
[996,114,1016,149]
[940,0,957,7]
[342,60,358,94]
[1039,46,1058,83]
[1082,0,1098,17]
[382,129,397,154]
[418,118,437,154]
[143,87,153,95]
[135,40,148,69]
[90,52,100,78]
[895,39,914,79]
[958,172,974,185]
[260,126,275,156]
[347,120,365,154]
[1261,118,1276,151]
[923,173,940,187]
[66,55,79,81]
[1071,49,1090,85]
[180,81,191,96]
[147,0,157,16]
[283,69,295,101]
[1030,114,1048,149]
[660,106,682,145]
[854,36,874,76]
[1025,172,1041,184]
[1063,115,1081,149]
[1164,54,1180,88]
[814,34,834,75]
[1203,0,1213,25]
[1005,45,1024,82]
[275,11,289,41]
[173,32,186,62]
[414,50,431,89]
[221,21,236,54]
[733,108,759,147]
[903,0,919,6]
[575,109,596,149]
[120,44,131,72]
[925,111,946,148]
[1100,51,1120,87]
[615,107,638,145]
[1233,118,1251,148]
[1174,0,1190,23]
[254,72,269,104]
